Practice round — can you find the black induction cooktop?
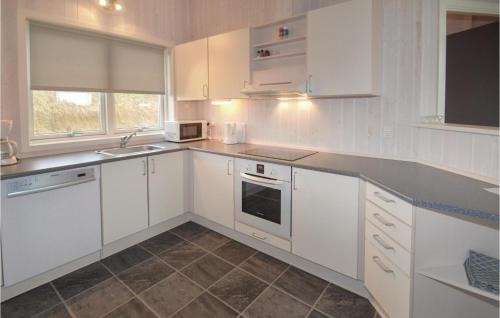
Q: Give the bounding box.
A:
[239,147,317,161]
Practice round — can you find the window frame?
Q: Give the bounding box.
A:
[436,0,499,125]
[18,12,175,155]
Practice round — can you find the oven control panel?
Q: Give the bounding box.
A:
[235,158,291,182]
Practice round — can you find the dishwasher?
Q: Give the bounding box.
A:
[1,165,102,286]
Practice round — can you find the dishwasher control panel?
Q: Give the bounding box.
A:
[6,167,96,196]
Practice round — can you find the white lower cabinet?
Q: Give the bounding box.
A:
[193,151,234,228]
[102,157,149,244]
[149,152,186,226]
[291,168,359,279]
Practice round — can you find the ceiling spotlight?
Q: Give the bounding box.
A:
[99,0,123,11]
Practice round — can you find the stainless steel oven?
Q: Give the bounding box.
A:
[235,158,291,239]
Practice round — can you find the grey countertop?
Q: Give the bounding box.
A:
[1,140,498,229]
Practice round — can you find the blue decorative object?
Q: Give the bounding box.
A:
[464,250,499,295]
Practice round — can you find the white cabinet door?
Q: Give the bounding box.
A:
[174,38,208,101]
[102,158,149,244]
[149,151,185,226]
[193,151,234,229]
[292,168,359,278]
[209,28,250,99]
[306,0,381,97]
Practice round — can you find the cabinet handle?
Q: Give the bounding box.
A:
[372,256,394,274]
[293,171,298,190]
[142,160,147,176]
[202,84,208,98]
[252,232,267,240]
[243,80,248,88]
[151,158,156,174]
[308,75,312,93]
[373,213,395,227]
[374,191,395,203]
[372,234,394,250]
[227,160,232,176]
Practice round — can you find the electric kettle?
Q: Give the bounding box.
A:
[223,122,238,144]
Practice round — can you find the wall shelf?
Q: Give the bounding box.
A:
[418,265,499,302]
[253,36,306,48]
[253,51,306,61]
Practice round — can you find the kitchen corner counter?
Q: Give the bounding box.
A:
[1,140,498,229]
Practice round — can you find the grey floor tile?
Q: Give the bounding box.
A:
[242,287,311,318]
[34,304,72,318]
[190,230,232,250]
[315,284,375,318]
[117,257,175,293]
[172,292,238,318]
[66,277,133,318]
[52,262,112,300]
[240,252,288,283]
[308,310,329,318]
[214,240,257,265]
[159,241,207,269]
[209,269,268,312]
[102,298,156,318]
[170,221,208,240]
[140,273,203,317]
[101,245,153,274]
[182,254,234,288]
[1,283,61,318]
[140,231,185,255]
[274,267,328,305]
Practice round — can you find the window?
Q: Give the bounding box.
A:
[437,0,499,128]
[28,22,167,141]
[113,93,163,131]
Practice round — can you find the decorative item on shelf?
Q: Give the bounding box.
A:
[256,50,271,58]
[464,250,499,295]
[98,0,123,11]
[278,26,290,39]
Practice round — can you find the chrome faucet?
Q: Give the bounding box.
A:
[119,132,137,148]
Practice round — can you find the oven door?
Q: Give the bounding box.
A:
[235,172,291,239]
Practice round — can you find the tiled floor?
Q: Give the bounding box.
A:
[1,222,377,318]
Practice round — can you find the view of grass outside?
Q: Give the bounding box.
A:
[114,93,162,130]
[32,91,163,138]
[32,91,103,136]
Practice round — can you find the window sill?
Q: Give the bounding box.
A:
[22,131,165,158]
[414,123,499,136]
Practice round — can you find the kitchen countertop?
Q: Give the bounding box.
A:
[1,140,498,229]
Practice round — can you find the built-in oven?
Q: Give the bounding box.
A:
[235,159,291,239]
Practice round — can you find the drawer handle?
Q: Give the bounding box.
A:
[252,232,267,240]
[374,192,395,203]
[373,234,394,250]
[372,256,394,274]
[373,213,395,227]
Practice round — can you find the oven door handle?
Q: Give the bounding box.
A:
[240,172,284,185]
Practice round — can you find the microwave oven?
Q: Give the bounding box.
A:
[165,120,207,142]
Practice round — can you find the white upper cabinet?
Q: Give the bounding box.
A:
[149,152,186,226]
[174,38,209,101]
[306,0,381,97]
[193,151,234,229]
[292,168,359,278]
[209,28,250,99]
[101,157,149,244]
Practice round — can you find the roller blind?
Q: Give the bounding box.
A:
[29,23,166,94]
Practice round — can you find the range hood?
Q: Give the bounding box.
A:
[241,81,308,98]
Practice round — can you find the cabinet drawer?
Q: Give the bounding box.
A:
[365,240,411,318]
[366,200,413,251]
[366,183,413,226]
[366,221,412,276]
[236,221,291,252]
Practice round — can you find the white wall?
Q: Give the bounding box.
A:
[176,0,499,183]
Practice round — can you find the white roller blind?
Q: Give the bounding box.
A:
[29,23,166,94]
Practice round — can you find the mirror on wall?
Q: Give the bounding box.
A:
[438,0,499,127]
